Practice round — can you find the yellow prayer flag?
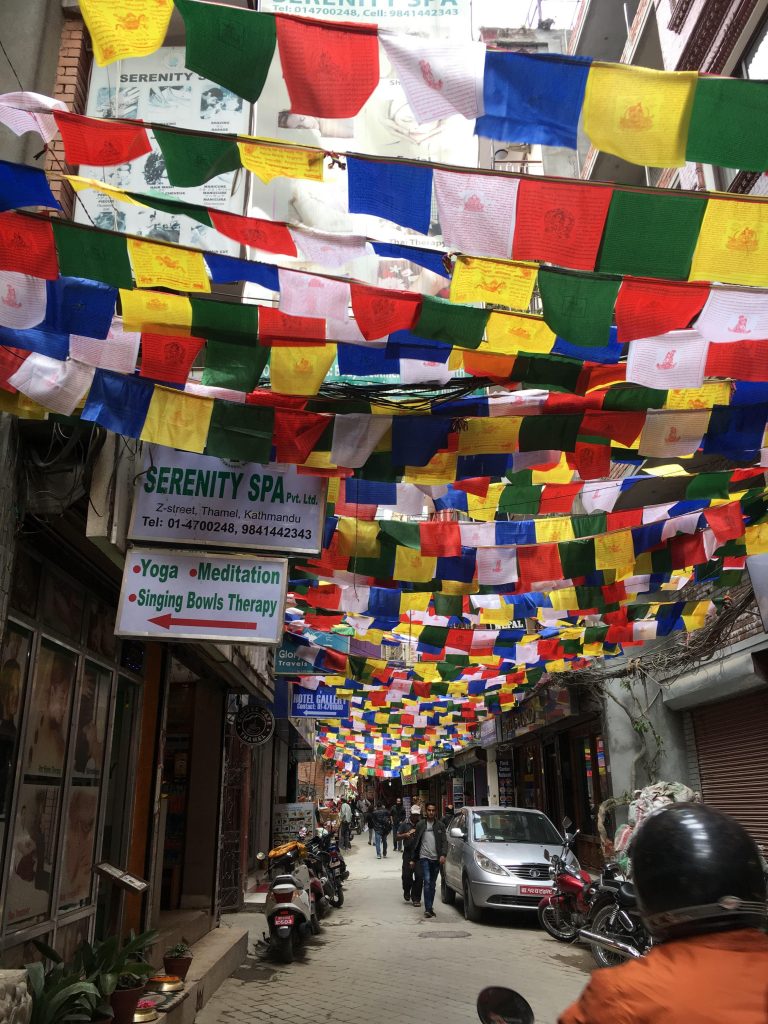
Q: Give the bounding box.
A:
[690,197,768,288]
[394,548,436,583]
[532,453,574,484]
[403,451,458,485]
[450,256,537,310]
[238,139,325,184]
[583,643,604,657]
[127,238,210,293]
[440,581,473,596]
[80,0,173,66]
[746,522,768,555]
[467,483,505,522]
[300,449,337,471]
[483,313,555,356]
[458,417,521,455]
[548,587,578,611]
[582,63,697,168]
[120,289,192,333]
[336,518,380,557]
[545,659,567,673]
[140,387,213,453]
[67,176,146,207]
[535,518,575,543]
[269,344,336,396]
[595,530,635,571]
[327,477,340,504]
[399,593,432,613]
[665,382,731,410]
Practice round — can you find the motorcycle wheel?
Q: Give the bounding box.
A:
[538,902,579,942]
[310,912,321,935]
[589,904,630,969]
[273,934,294,964]
[332,884,344,908]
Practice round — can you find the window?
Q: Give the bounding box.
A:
[471,809,562,846]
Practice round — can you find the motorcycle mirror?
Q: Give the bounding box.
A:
[477,987,534,1024]
[256,851,266,862]
[562,816,573,830]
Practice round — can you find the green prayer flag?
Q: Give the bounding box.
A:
[415,295,490,349]
[176,0,277,104]
[598,190,706,280]
[191,298,259,341]
[518,413,581,453]
[499,485,541,516]
[559,538,596,578]
[358,453,402,482]
[419,626,448,649]
[128,192,213,228]
[650,547,672,574]
[584,625,608,644]
[513,354,582,392]
[573,513,606,539]
[685,472,730,500]
[574,586,604,611]
[202,338,268,392]
[433,593,463,618]
[52,221,132,289]
[686,77,768,173]
[537,269,619,346]
[154,127,241,187]
[602,386,667,411]
[378,521,420,549]
[349,545,396,578]
[204,403,274,462]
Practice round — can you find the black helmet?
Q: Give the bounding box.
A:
[632,802,767,941]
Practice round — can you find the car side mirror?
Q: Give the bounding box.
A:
[449,826,465,839]
[477,987,534,1024]
[543,849,550,860]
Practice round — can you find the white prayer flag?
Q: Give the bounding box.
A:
[330,413,392,468]
[290,227,369,268]
[0,271,46,329]
[476,547,518,584]
[626,330,708,389]
[69,317,140,374]
[638,409,711,457]
[434,170,519,258]
[694,287,768,342]
[0,91,65,143]
[9,354,94,415]
[278,269,350,322]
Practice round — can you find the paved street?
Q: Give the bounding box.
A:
[199,840,593,1024]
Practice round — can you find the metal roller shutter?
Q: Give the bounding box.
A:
[692,690,768,847]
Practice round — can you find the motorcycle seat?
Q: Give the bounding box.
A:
[615,881,636,907]
[272,873,302,887]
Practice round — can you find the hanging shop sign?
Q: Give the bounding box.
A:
[234,705,276,746]
[116,547,288,643]
[290,685,349,719]
[479,717,499,748]
[500,687,578,742]
[275,638,333,675]
[129,446,326,554]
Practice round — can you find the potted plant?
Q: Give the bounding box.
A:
[26,953,101,1024]
[71,930,159,1024]
[162,942,192,981]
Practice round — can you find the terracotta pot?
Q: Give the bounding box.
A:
[162,956,191,981]
[109,985,146,1024]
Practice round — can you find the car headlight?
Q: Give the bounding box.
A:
[473,851,509,876]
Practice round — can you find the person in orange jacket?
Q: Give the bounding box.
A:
[559,803,768,1024]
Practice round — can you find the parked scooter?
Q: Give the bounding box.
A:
[260,841,317,963]
[538,820,595,941]
[579,879,654,967]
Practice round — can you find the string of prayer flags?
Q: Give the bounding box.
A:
[53,111,151,167]
[174,0,276,104]
[0,161,60,213]
[379,30,485,124]
[80,0,174,66]
[582,63,697,169]
[537,268,619,347]
[477,51,591,149]
[274,15,379,119]
[347,157,433,235]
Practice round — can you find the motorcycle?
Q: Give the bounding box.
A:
[579,879,654,967]
[321,828,346,907]
[260,841,317,963]
[301,829,336,916]
[537,821,594,942]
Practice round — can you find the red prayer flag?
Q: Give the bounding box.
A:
[0,346,27,392]
[453,477,491,497]
[209,210,297,256]
[614,279,709,343]
[258,306,326,347]
[139,333,203,384]
[670,532,707,570]
[274,408,330,463]
[704,501,744,544]
[275,15,379,119]
[539,483,581,514]
[54,110,151,166]
[606,509,643,531]
[0,212,58,279]
[350,284,421,340]
[705,340,768,382]
[601,581,627,603]
[581,409,645,448]
[517,544,562,586]
[578,363,626,394]
[606,624,633,643]
[419,520,461,557]
[246,388,307,409]
[573,441,610,480]
[307,585,341,609]
[544,392,603,414]
[513,179,613,271]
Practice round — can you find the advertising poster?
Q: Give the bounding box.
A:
[24,642,77,779]
[72,663,110,780]
[6,783,59,926]
[59,786,99,911]
[130,446,326,554]
[76,47,250,254]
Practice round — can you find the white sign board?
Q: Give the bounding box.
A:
[77,47,250,254]
[116,547,288,643]
[129,446,326,554]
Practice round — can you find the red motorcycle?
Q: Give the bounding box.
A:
[537,823,596,942]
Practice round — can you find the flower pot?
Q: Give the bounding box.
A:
[110,986,146,1024]
[162,956,191,981]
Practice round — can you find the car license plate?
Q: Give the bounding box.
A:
[519,885,551,897]
[274,914,294,926]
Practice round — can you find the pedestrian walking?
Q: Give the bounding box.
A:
[411,802,447,919]
[356,794,370,834]
[391,797,406,851]
[339,797,353,850]
[365,805,374,845]
[398,805,423,906]
[371,802,391,859]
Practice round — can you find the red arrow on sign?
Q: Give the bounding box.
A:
[148,613,258,630]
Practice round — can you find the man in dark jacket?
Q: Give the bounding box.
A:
[398,805,423,906]
[441,804,455,827]
[371,802,391,859]
[390,797,406,851]
[411,802,448,919]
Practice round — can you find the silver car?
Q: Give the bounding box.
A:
[442,805,579,921]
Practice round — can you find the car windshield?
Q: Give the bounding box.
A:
[471,810,562,845]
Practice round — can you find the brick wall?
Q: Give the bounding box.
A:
[44,11,91,219]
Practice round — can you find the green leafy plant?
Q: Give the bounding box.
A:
[71,930,159,997]
[25,953,101,1024]
[163,942,191,959]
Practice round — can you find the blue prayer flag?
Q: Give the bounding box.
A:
[337,343,399,376]
[42,277,116,339]
[0,160,60,213]
[347,156,433,235]
[371,242,449,278]
[81,370,154,438]
[391,415,450,466]
[386,329,452,363]
[345,479,397,505]
[204,253,279,291]
[0,325,68,359]
[702,404,768,456]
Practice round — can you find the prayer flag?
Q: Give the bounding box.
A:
[139,332,203,384]
[595,530,635,571]
[0,160,60,212]
[140,386,213,453]
[273,409,330,463]
[348,156,433,235]
[0,212,58,279]
[258,306,326,348]
[153,127,241,187]
[202,337,268,392]
[582,63,697,168]
[279,270,349,322]
[350,285,420,340]
[127,238,210,293]
[419,520,462,558]
[237,139,324,184]
[394,547,436,584]
[53,111,150,166]
[330,414,392,469]
[70,318,141,374]
[512,178,612,272]
[483,313,555,356]
[704,501,744,545]
[80,0,173,66]
[537,268,619,346]
[0,91,65,143]
[209,211,297,255]
[598,190,705,280]
[8,352,94,415]
[476,547,518,585]
[175,0,276,103]
[120,289,192,334]
[694,285,768,342]
[686,77,768,172]
[81,369,153,436]
[638,409,710,457]
[371,242,450,279]
[517,544,562,586]
[292,228,367,268]
[0,346,28,391]
[0,271,46,329]
[205,402,274,462]
[614,279,709,343]
[43,277,116,339]
[450,257,536,311]
[391,415,450,467]
[204,253,279,291]
[626,330,708,390]
[434,170,518,259]
[270,343,336,396]
[477,51,591,149]
[415,294,489,349]
[0,324,68,360]
[274,15,379,119]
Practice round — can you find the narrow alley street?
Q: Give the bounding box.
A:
[199,842,592,1024]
